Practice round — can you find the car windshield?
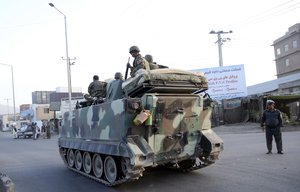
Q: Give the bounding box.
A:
[25,125,33,132]
[20,125,32,132]
[20,126,27,132]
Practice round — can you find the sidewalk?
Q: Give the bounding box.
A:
[212,122,300,134]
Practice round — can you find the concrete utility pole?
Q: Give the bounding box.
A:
[49,3,76,124]
[0,63,16,122]
[209,30,233,67]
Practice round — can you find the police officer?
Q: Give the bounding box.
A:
[261,99,283,154]
[127,46,150,77]
[88,75,107,98]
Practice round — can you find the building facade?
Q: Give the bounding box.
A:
[273,23,300,78]
[32,91,54,104]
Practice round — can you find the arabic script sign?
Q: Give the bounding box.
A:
[192,64,247,100]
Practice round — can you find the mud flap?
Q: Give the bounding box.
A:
[200,129,223,162]
[127,135,154,167]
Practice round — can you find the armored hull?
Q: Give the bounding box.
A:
[58,69,223,186]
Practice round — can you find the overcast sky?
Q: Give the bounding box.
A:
[0,0,299,108]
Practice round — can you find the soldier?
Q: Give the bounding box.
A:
[127,46,150,77]
[261,99,284,154]
[106,72,124,102]
[88,75,107,98]
[145,54,159,70]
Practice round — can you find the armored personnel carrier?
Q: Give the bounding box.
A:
[58,68,223,186]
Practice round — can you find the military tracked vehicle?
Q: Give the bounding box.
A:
[58,68,223,186]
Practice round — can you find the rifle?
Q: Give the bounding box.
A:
[125,57,130,80]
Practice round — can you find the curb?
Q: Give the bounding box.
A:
[0,172,15,192]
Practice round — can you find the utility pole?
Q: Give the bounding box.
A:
[0,63,16,122]
[209,30,233,67]
[49,3,76,126]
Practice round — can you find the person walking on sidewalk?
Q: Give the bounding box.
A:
[261,99,284,154]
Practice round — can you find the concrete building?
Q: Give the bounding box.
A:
[243,24,300,124]
[273,23,300,78]
[32,91,55,104]
[248,23,300,96]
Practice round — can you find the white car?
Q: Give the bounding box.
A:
[14,125,34,139]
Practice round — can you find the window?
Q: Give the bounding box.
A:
[284,44,289,52]
[44,108,50,114]
[292,40,298,48]
[285,59,289,66]
[276,48,281,55]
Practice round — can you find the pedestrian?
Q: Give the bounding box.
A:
[46,121,51,139]
[261,99,284,154]
[106,72,124,102]
[88,75,107,98]
[32,122,40,140]
[31,122,36,140]
[41,121,47,139]
[127,46,150,77]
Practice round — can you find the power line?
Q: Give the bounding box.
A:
[0,18,61,30]
[225,0,300,30]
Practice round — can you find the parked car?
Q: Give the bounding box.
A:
[1,126,12,132]
[14,125,34,139]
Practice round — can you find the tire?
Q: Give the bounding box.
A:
[83,152,92,174]
[104,156,117,184]
[75,150,82,170]
[92,154,103,178]
[67,149,75,167]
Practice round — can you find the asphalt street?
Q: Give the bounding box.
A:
[1,124,300,192]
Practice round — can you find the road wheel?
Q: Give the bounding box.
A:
[67,149,75,167]
[92,154,103,178]
[83,152,92,174]
[75,150,82,170]
[120,158,130,177]
[104,156,117,184]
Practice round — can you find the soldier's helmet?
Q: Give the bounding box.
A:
[129,46,140,53]
[114,72,123,80]
[266,99,275,105]
[144,54,153,63]
[93,75,99,80]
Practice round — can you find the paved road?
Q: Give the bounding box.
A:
[1,127,300,192]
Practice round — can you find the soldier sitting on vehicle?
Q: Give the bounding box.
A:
[144,54,168,69]
[106,72,124,102]
[144,54,159,70]
[88,75,107,104]
[127,46,150,77]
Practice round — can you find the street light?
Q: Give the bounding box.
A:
[0,63,16,122]
[49,3,73,119]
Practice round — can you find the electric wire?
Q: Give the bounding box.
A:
[224,0,300,30]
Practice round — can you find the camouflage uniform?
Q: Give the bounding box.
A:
[130,54,150,77]
[88,80,107,98]
[145,54,159,70]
